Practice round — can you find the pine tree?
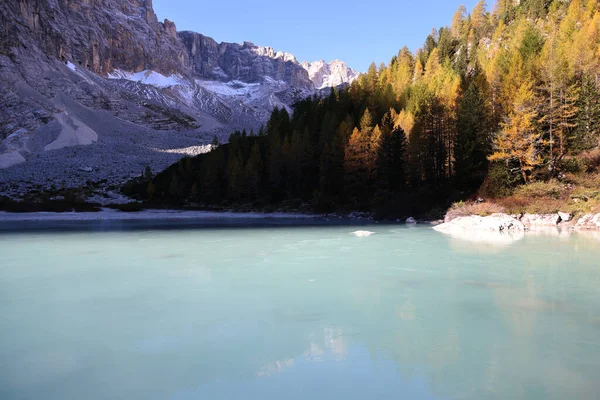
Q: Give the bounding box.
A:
[226,150,244,200]
[455,82,490,187]
[147,180,156,198]
[574,74,600,149]
[244,142,263,199]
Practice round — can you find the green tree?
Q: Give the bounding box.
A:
[455,82,491,187]
[574,74,600,149]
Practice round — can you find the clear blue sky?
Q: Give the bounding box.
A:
[153,0,484,73]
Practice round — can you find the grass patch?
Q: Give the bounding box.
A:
[513,180,564,199]
[446,201,506,220]
[474,172,600,215]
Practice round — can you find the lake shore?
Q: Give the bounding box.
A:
[435,212,600,234]
[0,209,323,222]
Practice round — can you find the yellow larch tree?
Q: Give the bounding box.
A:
[489,81,544,183]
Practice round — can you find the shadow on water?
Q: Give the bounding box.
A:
[0,217,404,235]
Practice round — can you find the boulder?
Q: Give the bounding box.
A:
[576,214,600,230]
[558,212,572,222]
[406,217,417,224]
[434,214,525,234]
[520,213,561,228]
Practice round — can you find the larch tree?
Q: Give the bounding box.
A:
[344,127,371,206]
[451,5,468,39]
[471,0,490,37]
[489,81,544,183]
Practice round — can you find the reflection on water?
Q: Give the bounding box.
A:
[1,225,600,399]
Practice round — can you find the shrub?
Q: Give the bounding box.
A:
[480,162,523,197]
[559,157,585,173]
[513,180,564,199]
[580,148,600,172]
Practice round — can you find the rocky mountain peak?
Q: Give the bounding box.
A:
[245,43,298,64]
[301,60,359,89]
[178,32,312,88]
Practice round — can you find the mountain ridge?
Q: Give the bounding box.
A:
[0,0,357,196]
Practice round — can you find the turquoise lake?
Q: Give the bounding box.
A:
[1,222,600,399]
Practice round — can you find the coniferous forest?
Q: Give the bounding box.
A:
[125,0,600,218]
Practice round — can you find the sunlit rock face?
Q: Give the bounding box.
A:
[301,60,359,89]
[178,33,313,89]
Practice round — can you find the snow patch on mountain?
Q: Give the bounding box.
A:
[196,79,262,97]
[301,60,359,89]
[108,70,185,88]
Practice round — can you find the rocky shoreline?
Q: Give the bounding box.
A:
[434,212,600,234]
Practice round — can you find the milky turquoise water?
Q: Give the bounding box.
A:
[1,223,600,400]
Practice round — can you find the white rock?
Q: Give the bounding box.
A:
[406,217,417,224]
[558,212,572,222]
[352,230,376,237]
[575,214,600,229]
[434,214,525,234]
[520,213,561,227]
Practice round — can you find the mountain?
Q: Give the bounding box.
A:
[301,60,359,89]
[0,0,356,197]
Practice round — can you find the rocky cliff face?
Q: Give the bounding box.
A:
[179,32,312,89]
[301,60,359,89]
[1,0,189,76]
